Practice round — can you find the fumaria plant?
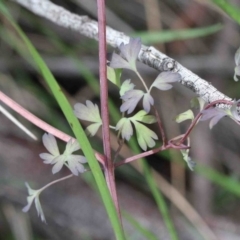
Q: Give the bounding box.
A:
[1,0,240,239]
[16,36,240,234]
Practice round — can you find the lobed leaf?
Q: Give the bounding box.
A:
[133,121,158,151]
[175,109,194,123]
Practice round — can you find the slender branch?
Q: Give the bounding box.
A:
[11,0,232,106]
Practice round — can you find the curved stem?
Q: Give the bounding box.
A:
[40,174,73,192]
[179,99,233,145]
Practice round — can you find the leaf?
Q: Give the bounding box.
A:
[143,93,154,113]
[67,155,87,176]
[234,66,240,81]
[131,110,157,124]
[110,38,141,71]
[51,155,65,174]
[151,72,181,91]
[181,149,196,171]
[107,66,122,87]
[42,133,60,156]
[235,47,240,66]
[116,118,133,141]
[120,89,144,114]
[190,97,205,111]
[200,108,228,129]
[109,52,130,69]
[22,183,46,223]
[119,38,141,70]
[230,100,240,121]
[85,122,102,136]
[133,24,222,44]
[133,121,158,151]
[74,100,102,123]
[35,195,46,223]
[120,79,135,97]
[175,109,194,123]
[64,139,81,155]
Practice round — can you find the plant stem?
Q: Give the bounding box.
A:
[0,90,106,166]
[136,70,149,92]
[179,99,232,144]
[97,0,121,220]
[153,106,167,146]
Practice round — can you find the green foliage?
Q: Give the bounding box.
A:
[116,110,157,150]
[133,24,222,44]
[211,0,240,25]
[142,160,179,240]
[196,165,240,197]
[123,211,158,240]
[107,66,122,87]
[74,101,102,136]
[175,109,194,123]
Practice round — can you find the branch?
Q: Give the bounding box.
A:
[12,0,232,104]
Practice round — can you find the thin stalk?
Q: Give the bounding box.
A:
[136,70,149,92]
[153,106,167,146]
[97,0,121,219]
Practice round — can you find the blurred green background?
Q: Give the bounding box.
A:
[1,0,240,239]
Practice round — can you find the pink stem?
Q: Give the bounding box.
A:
[97,0,121,218]
[0,90,106,165]
[179,99,233,145]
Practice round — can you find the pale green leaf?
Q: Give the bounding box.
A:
[190,97,206,111]
[116,118,133,141]
[175,109,194,123]
[131,110,157,124]
[120,79,135,97]
[74,100,102,123]
[86,122,102,136]
[133,121,158,150]
[107,66,122,87]
[181,149,196,171]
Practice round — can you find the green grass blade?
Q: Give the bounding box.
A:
[0,3,125,239]
[133,24,222,44]
[211,0,240,25]
[123,211,159,240]
[196,164,240,197]
[142,160,179,240]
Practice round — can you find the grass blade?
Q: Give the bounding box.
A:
[123,211,159,240]
[133,24,222,44]
[211,0,240,25]
[142,160,179,240]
